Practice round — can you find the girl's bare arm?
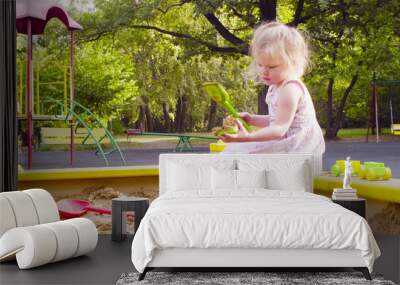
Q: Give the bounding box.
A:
[239,83,302,142]
[240,112,271,127]
[248,114,271,127]
[227,83,302,142]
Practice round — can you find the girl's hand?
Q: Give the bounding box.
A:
[219,119,250,142]
[239,112,252,124]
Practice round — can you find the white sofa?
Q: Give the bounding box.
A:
[132,153,379,281]
[0,189,98,269]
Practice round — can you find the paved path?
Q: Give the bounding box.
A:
[19,142,400,177]
[323,142,400,178]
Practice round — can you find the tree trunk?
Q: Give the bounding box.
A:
[325,73,360,139]
[139,96,153,132]
[144,104,153,132]
[179,95,188,133]
[187,115,193,132]
[136,105,146,130]
[258,85,269,115]
[153,117,163,132]
[333,73,359,136]
[174,97,181,133]
[207,100,218,131]
[162,102,171,132]
[325,41,340,140]
[259,0,277,22]
[325,57,362,139]
[325,78,336,139]
[368,79,377,135]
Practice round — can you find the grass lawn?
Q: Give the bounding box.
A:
[33,128,399,151]
[335,128,392,138]
[331,128,399,141]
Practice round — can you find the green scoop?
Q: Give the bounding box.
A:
[203,82,251,130]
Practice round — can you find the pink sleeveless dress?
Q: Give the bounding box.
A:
[222,79,325,155]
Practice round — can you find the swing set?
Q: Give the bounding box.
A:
[366,73,400,143]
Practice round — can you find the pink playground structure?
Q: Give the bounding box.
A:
[16,0,82,168]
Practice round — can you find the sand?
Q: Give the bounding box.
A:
[53,186,158,234]
[368,203,400,235]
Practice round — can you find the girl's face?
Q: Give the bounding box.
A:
[254,52,292,86]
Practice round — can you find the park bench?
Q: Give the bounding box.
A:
[41,127,109,144]
[126,129,217,152]
[392,124,400,135]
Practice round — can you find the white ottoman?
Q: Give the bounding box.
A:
[0,189,98,269]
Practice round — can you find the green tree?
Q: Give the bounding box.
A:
[36,0,399,138]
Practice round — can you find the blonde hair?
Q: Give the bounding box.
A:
[246,21,310,81]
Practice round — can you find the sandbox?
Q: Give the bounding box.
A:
[18,167,400,235]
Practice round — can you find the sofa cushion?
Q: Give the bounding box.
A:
[42,221,79,262]
[0,189,60,238]
[0,192,39,227]
[65,218,98,257]
[24,189,60,223]
[0,196,17,237]
[0,218,97,269]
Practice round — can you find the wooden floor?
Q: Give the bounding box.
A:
[0,234,398,285]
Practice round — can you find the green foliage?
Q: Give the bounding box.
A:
[16,0,400,136]
[110,118,125,135]
[74,38,139,121]
[306,0,400,129]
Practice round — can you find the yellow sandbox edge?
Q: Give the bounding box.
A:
[314,173,400,203]
[18,166,159,181]
[18,168,400,204]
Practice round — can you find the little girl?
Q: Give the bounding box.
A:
[221,21,325,157]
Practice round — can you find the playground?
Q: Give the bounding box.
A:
[14,0,400,173]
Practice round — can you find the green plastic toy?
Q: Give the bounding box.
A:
[331,160,392,181]
[330,160,361,177]
[358,162,392,181]
[213,126,238,136]
[203,82,251,131]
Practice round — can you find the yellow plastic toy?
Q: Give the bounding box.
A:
[209,139,227,152]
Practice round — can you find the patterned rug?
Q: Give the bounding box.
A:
[116,271,395,285]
